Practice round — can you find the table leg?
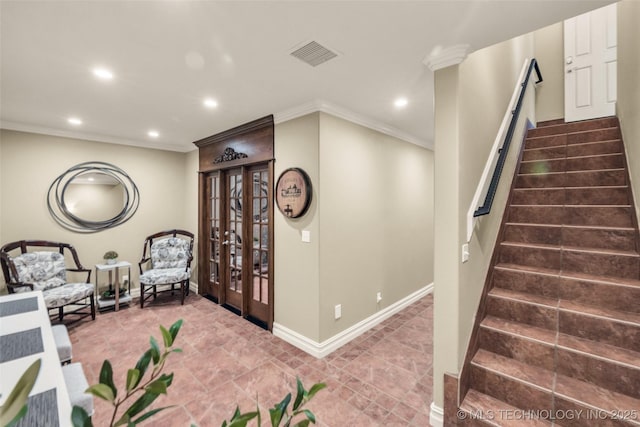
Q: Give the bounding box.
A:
[114,268,120,311]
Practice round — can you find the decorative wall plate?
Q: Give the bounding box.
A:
[275,168,312,218]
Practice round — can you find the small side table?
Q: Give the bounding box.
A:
[95,261,132,311]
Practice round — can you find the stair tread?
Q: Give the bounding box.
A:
[501,241,640,257]
[523,138,622,151]
[559,300,640,326]
[518,167,625,177]
[521,152,623,163]
[558,333,640,370]
[461,389,553,426]
[489,288,557,308]
[555,374,640,419]
[505,222,635,232]
[471,349,554,391]
[495,263,640,288]
[481,315,556,345]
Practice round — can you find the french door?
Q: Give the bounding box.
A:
[204,163,273,329]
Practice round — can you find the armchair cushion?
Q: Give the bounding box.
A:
[11,252,66,292]
[150,237,191,269]
[44,282,94,309]
[140,268,191,286]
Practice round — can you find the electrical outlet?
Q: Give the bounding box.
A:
[334,304,342,319]
[376,292,382,303]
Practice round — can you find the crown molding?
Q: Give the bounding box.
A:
[0,120,192,153]
[274,99,432,150]
[423,44,471,71]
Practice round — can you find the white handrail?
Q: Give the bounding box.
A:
[466,58,534,243]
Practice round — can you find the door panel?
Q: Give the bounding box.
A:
[205,173,221,300]
[247,166,272,326]
[225,169,243,311]
[564,3,617,122]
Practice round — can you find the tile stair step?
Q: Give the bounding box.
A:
[519,153,625,173]
[522,139,622,161]
[460,389,553,427]
[492,263,640,314]
[567,127,621,145]
[486,287,558,330]
[508,205,634,228]
[554,375,640,426]
[527,117,617,138]
[558,300,640,354]
[511,186,631,205]
[536,118,565,127]
[503,223,637,252]
[470,350,554,412]
[558,333,640,374]
[498,241,640,279]
[516,169,627,188]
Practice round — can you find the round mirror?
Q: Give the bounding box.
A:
[47,162,140,233]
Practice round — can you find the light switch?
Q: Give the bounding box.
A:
[302,230,311,243]
[462,243,470,263]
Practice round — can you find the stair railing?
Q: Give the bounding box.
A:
[466,58,543,242]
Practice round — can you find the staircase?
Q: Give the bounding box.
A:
[458,116,640,426]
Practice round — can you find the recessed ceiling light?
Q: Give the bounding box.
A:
[68,117,82,126]
[87,177,95,182]
[93,67,114,80]
[394,97,408,108]
[148,130,159,138]
[203,98,218,108]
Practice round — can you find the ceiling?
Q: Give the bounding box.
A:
[0,1,613,152]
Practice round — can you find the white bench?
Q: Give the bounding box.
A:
[62,363,94,416]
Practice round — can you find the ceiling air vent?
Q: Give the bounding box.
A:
[290,41,338,67]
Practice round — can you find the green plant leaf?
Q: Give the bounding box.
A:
[269,393,291,427]
[301,409,315,423]
[293,377,304,410]
[292,420,310,427]
[306,383,326,401]
[145,379,168,395]
[113,413,131,427]
[169,319,183,341]
[99,360,117,399]
[226,410,259,427]
[157,372,174,388]
[132,406,173,424]
[85,384,115,403]
[160,325,172,348]
[171,348,183,353]
[71,405,93,427]
[149,337,161,364]
[121,390,161,419]
[0,358,40,427]
[134,349,152,384]
[125,369,140,393]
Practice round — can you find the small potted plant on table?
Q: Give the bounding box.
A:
[103,250,118,265]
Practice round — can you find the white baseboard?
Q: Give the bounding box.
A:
[273,283,433,358]
[430,402,444,427]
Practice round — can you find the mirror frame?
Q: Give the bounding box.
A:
[47,161,140,233]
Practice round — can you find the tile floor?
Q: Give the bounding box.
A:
[67,292,433,426]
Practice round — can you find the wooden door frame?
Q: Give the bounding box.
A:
[194,115,274,330]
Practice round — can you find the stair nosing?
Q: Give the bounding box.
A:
[489,288,558,309]
[471,350,554,393]
[504,222,635,231]
[500,241,639,257]
[523,138,621,152]
[510,204,631,208]
[520,152,623,164]
[481,317,556,347]
[557,340,640,371]
[559,302,640,328]
[494,264,640,288]
[513,185,629,190]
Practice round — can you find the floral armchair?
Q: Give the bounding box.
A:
[138,229,194,308]
[0,240,95,322]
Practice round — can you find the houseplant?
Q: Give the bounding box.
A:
[103,251,118,265]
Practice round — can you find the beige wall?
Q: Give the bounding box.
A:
[318,112,434,341]
[534,22,565,122]
[184,149,200,280]
[617,0,640,222]
[274,112,434,344]
[432,32,535,408]
[274,113,321,341]
[0,130,195,293]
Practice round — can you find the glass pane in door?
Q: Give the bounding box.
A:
[251,170,269,304]
[228,170,243,295]
[209,175,220,284]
